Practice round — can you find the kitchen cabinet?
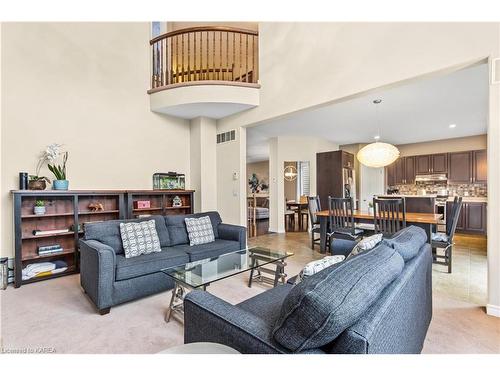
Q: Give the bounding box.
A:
[431,153,448,173]
[446,201,487,234]
[404,156,416,184]
[448,151,473,183]
[386,163,396,187]
[473,150,487,183]
[416,155,431,174]
[394,157,406,185]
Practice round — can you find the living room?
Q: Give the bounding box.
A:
[1,0,500,372]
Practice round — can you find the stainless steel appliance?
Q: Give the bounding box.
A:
[435,195,448,232]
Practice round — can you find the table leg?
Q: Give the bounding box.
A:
[165,282,184,323]
[248,256,257,288]
[319,216,327,253]
[273,260,287,287]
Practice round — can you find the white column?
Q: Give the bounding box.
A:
[190,117,217,213]
[487,55,500,317]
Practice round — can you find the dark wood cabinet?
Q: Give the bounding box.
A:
[473,150,487,183]
[447,201,486,234]
[404,156,416,184]
[394,158,406,185]
[386,162,396,187]
[416,155,431,174]
[448,151,473,183]
[342,151,354,169]
[431,153,448,173]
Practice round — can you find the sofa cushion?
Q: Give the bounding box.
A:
[165,211,222,246]
[185,216,215,246]
[272,244,404,352]
[382,225,427,262]
[120,220,162,258]
[115,247,189,281]
[84,215,170,254]
[174,239,241,262]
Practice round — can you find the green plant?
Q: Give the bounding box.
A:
[47,151,68,180]
[29,175,51,183]
[35,200,45,207]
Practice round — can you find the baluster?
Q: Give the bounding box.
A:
[226,31,229,81]
[245,33,248,82]
[169,36,173,84]
[181,33,184,83]
[219,31,222,80]
[239,33,242,81]
[160,39,164,86]
[212,31,215,80]
[187,32,191,82]
[206,31,209,80]
[232,32,235,81]
[151,43,155,88]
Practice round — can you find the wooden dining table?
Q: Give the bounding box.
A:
[316,210,443,253]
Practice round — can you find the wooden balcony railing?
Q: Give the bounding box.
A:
[149,26,259,93]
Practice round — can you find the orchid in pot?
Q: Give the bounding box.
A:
[44,144,69,190]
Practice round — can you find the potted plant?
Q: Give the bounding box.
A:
[45,144,69,190]
[34,200,46,215]
[28,155,51,190]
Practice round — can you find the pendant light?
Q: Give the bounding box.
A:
[357,99,400,168]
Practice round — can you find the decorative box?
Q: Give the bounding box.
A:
[153,172,186,190]
[133,200,151,209]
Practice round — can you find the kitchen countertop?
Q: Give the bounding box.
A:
[446,196,487,203]
[382,194,487,203]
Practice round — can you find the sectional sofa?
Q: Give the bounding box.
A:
[79,211,246,314]
[184,226,433,354]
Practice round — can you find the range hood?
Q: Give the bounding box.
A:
[415,173,448,182]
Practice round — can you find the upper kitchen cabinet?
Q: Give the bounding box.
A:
[404,156,416,184]
[473,150,487,183]
[431,153,448,173]
[342,151,354,169]
[394,157,406,185]
[416,155,431,174]
[386,162,396,186]
[448,151,473,183]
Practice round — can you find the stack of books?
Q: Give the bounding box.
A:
[37,244,64,256]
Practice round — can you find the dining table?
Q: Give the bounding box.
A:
[315,210,443,253]
[286,200,308,231]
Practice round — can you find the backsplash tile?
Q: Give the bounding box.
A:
[391,182,487,197]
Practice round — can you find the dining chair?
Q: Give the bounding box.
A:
[328,196,364,253]
[300,195,309,231]
[307,196,322,249]
[431,196,462,273]
[284,197,296,231]
[373,197,406,237]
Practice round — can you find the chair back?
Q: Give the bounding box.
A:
[446,196,459,234]
[447,196,463,241]
[308,196,321,224]
[373,197,406,236]
[328,196,356,235]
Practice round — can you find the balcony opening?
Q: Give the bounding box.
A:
[149,25,259,93]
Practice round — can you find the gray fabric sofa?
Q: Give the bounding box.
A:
[79,211,246,314]
[184,226,433,354]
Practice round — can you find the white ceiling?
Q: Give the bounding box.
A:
[156,102,256,120]
[246,63,489,163]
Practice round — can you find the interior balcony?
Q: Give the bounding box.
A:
[148,26,260,119]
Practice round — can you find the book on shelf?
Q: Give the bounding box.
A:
[137,214,152,218]
[32,229,70,236]
[37,244,64,256]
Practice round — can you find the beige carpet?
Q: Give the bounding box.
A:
[1,232,498,354]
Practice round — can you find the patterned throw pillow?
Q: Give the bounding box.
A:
[295,255,345,284]
[348,233,383,258]
[120,220,161,258]
[184,216,215,246]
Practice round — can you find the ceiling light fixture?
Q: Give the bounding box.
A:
[449,124,457,129]
[357,99,400,168]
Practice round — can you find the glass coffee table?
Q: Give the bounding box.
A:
[161,246,294,323]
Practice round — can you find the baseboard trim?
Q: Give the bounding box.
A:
[486,304,500,317]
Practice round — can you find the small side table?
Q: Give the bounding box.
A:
[248,253,287,288]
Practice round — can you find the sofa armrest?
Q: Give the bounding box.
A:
[79,239,116,311]
[184,290,284,354]
[218,223,247,249]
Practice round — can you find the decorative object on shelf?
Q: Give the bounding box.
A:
[34,200,46,215]
[88,202,104,211]
[133,200,151,209]
[0,257,8,290]
[37,244,63,256]
[284,166,298,182]
[172,195,182,207]
[248,173,269,193]
[19,172,29,190]
[153,172,186,190]
[69,224,82,232]
[32,228,70,236]
[357,99,400,168]
[43,144,69,190]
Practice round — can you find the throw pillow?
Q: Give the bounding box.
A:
[120,220,161,258]
[184,216,215,246]
[295,255,345,284]
[348,233,383,258]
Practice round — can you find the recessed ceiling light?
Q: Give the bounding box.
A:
[374,135,380,140]
[449,124,457,129]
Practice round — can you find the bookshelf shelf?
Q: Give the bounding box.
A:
[22,248,76,261]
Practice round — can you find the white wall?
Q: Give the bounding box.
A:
[190,117,217,212]
[268,136,338,233]
[0,23,191,258]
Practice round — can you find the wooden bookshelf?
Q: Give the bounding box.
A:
[12,189,194,288]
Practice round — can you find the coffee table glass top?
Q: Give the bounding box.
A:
[161,246,293,289]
